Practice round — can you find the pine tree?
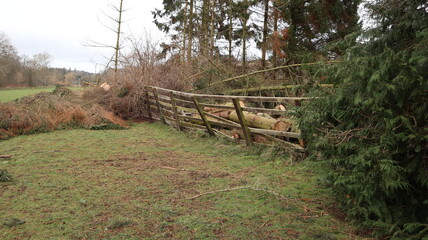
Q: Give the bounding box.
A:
[284,0,361,62]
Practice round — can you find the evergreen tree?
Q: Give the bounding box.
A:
[300,0,428,238]
[284,0,361,62]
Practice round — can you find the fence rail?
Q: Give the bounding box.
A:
[144,86,308,152]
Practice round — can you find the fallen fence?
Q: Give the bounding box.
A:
[144,86,309,152]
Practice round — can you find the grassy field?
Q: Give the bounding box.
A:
[0,123,370,239]
[0,86,83,102]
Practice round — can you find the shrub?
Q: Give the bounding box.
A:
[0,169,13,182]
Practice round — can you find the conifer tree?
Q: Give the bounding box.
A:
[300,0,428,237]
[284,0,361,62]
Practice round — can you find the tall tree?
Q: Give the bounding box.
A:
[260,0,269,69]
[182,0,188,61]
[187,0,194,61]
[85,0,126,76]
[228,0,234,62]
[200,0,211,57]
[0,32,20,87]
[114,0,124,74]
[285,0,361,62]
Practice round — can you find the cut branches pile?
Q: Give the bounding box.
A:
[0,86,127,140]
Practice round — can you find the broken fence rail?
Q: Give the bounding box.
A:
[144,86,309,152]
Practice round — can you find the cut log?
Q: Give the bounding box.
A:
[100,83,111,91]
[275,104,286,111]
[277,117,300,133]
[209,110,232,119]
[203,101,245,119]
[229,110,291,131]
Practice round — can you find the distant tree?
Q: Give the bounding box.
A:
[0,32,21,87]
[23,53,52,86]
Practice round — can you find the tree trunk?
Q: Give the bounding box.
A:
[228,0,233,63]
[261,0,269,70]
[182,0,188,62]
[201,0,210,57]
[210,0,216,59]
[241,0,249,72]
[229,111,291,131]
[272,0,278,80]
[187,0,194,61]
[203,101,292,132]
[242,17,247,72]
[114,0,124,76]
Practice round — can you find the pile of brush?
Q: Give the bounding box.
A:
[0,86,127,140]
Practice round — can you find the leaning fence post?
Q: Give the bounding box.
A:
[169,91,182,131]
[152,87,165,124]
[232,98,253,146]
[144,87,153,121]
[192,96,215,136]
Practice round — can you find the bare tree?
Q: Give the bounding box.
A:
[23,52,52,86]
[0,32,20,87]
[85,0,126,77]
[113,0,124,74]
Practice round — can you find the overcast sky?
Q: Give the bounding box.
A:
[0,0,164,73]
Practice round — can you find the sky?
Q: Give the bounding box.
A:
[0,0,164,73]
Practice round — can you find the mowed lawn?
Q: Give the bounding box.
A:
[0,123,369,239]
[0,86,83,102]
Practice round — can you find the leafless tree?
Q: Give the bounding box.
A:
[85,0,126,77]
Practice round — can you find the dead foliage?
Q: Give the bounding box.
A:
[0,87,127,140]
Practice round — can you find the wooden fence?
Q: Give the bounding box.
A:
[144,86,309,152]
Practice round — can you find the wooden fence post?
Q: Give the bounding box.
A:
[144,87,153,121]
[169,91,182,131]
[192,96,215,136]
[153,88,165,124]
[232,98,253,146]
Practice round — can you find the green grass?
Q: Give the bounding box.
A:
[0,86,83,102]
[0,123,370,239]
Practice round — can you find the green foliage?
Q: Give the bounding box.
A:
[284,0,362,63]
[3,218,25,227]
[299,0,428,238]
[52,85,73,97]
[117,87,129,98]
[0,169,13,182]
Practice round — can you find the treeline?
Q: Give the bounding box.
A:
[153,0,360,69]
[0,32,94,88]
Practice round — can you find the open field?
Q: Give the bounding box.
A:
[0,123,370,239]
[0,86,83,102]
